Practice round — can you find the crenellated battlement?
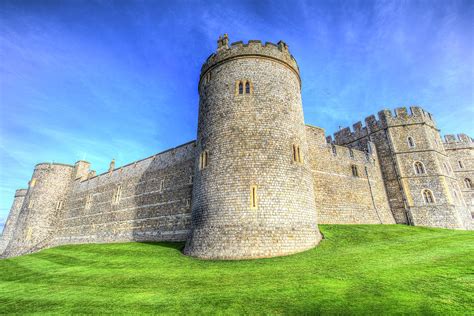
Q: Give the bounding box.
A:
[200,34,299,85]
[443,133,473,150]
[333,106,437,145]
[14,189,28,198]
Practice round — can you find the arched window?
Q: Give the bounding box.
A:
[465,178,472,189]
[245,81,250,94]
[351,165,359,177]
[414,161,425,175]
[238,81,243,94]
[407,137,415,148]
[422,189,435,204]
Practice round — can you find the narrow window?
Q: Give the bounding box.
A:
[453,190,459,203]
[292,144,302,163]
[465,178,472,189]
[85,194,93,210]
[407,137,415,148]
[351,165,359,177]
[250,185,258,209]
[422,189,435,204]
[331,145,337,156]
[56,200,63,211]
[112,185,122,205]
[29,178,37,188]
[349,149,354,158]
[205,71,211,84]
[444,163,450,174]
[414,161,425,175]
[160,179,165,192]
[458,161,464,169]
[238,81,243,94]
[189,176,194,184]
[199,151,208,170]
[245,81,250,94]
[186,198,191,208]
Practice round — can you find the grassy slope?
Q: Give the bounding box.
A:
[0,225,473,315]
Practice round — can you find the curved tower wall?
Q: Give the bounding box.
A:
[0,189,27,254]
[184,38,321,259]
[3,163,74,257]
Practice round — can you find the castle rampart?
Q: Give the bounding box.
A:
[306,125,395,224]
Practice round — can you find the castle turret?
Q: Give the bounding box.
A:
[0,189,27,255]
[184,36,322,259]
[2,163,75,257]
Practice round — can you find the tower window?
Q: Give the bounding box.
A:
[444,163,450,174]
[414,161,426,175]
[236,80,252,95]
[331,145,337,156]
[292,144,303,163]
[56,200,64,211]
[199,151,209,170]
[160,179,165,192]
[189,176,194,184]
[465,178,472,189]
[351,165,359,177]
[85,194,93,210]
[422,189,435,204]
[250,185,258,209]
[186,198,191,208]
[407,137,415,148]
[458,161,464,169]
[349,149,354,158]
[204,71,211,84]
[112,184,122,205]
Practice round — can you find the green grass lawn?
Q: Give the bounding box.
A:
[0,225,473,315]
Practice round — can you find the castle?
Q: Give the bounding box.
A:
[1,35,472,260]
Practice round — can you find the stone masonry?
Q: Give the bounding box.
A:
[1,35,472,260]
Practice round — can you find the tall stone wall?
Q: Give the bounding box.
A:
[306,126,394,224]
[0,189,27,254]
[52,141,195,247]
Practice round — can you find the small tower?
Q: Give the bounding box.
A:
[184,35,321,259]
[109,159,115,172]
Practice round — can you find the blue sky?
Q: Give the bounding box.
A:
[0,0,473,229]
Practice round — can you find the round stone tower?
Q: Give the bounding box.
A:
[3,163,74,257]
[184,35,322,259]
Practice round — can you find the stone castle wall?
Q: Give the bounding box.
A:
[53,141,195,247]
[1,36,472,259]
[306,126,394,224]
